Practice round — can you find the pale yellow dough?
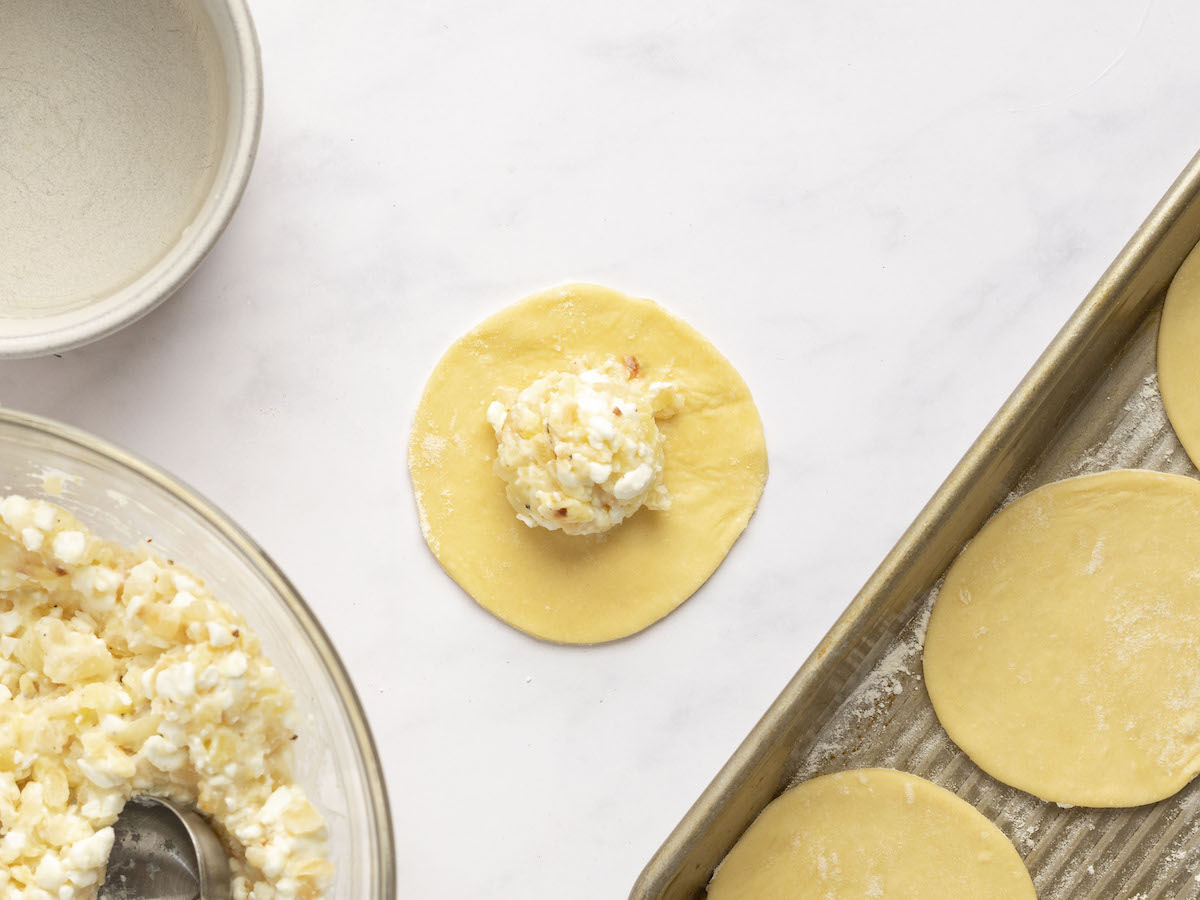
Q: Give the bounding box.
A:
[1160,239,1200,467]
[707,769,1035,900]
[408,284,767,644]
[924,469,1200,807]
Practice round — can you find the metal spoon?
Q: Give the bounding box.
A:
[98,797,231,900]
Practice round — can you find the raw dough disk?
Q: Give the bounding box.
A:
[707,768,1035,900]
[924,469,1200,807]
[1159,238,1200,467]
[408,284,767,644]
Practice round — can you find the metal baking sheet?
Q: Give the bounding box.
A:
[632,149,1200,900]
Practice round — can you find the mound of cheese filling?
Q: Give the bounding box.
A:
[0,496,332,899]
[486,356,682,535]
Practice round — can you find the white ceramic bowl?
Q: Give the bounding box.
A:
[0,0,263,358]
[0,408,397,896]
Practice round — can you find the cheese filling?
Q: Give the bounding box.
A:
[487,357,682,535]
[0,496,332,900]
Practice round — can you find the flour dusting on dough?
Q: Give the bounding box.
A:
[710,770,1034,899]
[420,432,448,462]
[412,488,438,552]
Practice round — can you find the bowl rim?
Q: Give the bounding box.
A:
[0,0,265,360]
[0,406,398,896]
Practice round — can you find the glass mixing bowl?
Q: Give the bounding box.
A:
[0,408,395,898]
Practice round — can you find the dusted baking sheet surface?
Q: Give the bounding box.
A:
[633,152,1200,900]
[789,315,1200,899]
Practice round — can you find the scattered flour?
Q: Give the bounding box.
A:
[792,590,936,781]
[1074,374,1173,475]
[420,432,449,461]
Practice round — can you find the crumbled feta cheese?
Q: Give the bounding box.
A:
[197,665,222,691]
[20,527,43,551]
[171,589,199,610]
[66,827,114,872]
[207,621,235,648]
[51,530,86,564]
[613,462,655,501]
[487,356,683,535]
[32,505,56,532]
[218,650,249,679]
[1,495,32,527]
[33,853,67,891]
[485,400,507,432]
[0,496,333,898]
[141,735,187,772]
[156,662,197,703]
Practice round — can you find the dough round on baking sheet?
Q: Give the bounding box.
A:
[1160,239,1200,467]
[707,768,1035,900]
[408,283,767,644]
[924,469,1200,807]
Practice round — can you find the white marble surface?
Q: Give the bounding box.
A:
[3,0,1200,895]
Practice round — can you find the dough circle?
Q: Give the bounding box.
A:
[707,768,1035,900]
[924,469,1200,807]
[1160,239,1200,467]
[408,284,767,644]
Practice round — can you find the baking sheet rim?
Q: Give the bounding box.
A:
[630,148,1200,899]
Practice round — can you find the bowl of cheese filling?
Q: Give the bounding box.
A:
[0,409,394,899]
